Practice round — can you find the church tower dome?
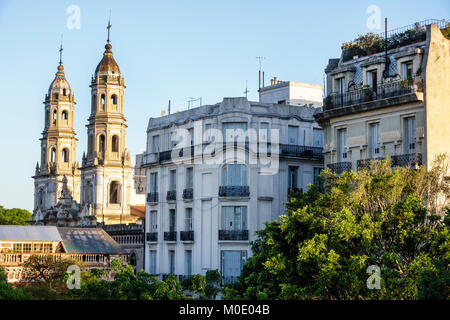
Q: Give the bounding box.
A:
[95,43,121,76]
[48,64,72,96]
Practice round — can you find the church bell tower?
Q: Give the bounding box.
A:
[79,20,137,225]
[33,42,80,216]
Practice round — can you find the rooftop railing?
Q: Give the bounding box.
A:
[324,78,422,111]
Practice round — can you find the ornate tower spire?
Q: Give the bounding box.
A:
[80,22,136,225]
[59,34,63,66]
[33,40,81,216]
[107,12,112,44]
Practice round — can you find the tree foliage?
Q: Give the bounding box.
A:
[0,206,32,225]
[226,157,450,300]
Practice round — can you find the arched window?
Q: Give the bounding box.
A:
[111,94,117,105]
[63,88,67,96]
[112,135,119,152]
[101,94,105,111]
[50,148,56,163]
[109,181,120,204]
[222,163,247,186]
[52,110,57,124]
[62,149,69,163]
[99,135,105,158]
[62,111,68,120]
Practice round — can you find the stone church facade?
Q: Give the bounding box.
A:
[32,35,143,226]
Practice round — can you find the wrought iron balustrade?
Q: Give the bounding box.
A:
[218,229,249,241]
[146,232,158,242]
[146,192,159,203]
[324,78,422,111]
[327,162,352,174]
[180,231,194,242]
[280,144,323,158]
[182,188,193,200]
[219,186,250,197]
[164,231,177,242]
[166,190,176,201]
[391,153,422,168]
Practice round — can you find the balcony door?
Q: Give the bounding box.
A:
[150,172,158,193]
[169,209,176,232]
[288,126,299,145]
[313,128,323,148]
[288,166,299,189]
[150,211,157,232]
[405,117,416,154]
[149,250,157,274]
[368,70,377,92]
[221,206,247,231]
[370,123,380,158]
[338,129,347,162]
[222,164,247,186]
[221,251,247,284]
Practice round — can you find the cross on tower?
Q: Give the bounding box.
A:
[107,12,112,43]
[59,35,63,65]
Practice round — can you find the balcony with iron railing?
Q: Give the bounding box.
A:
[219,186,250,198]
[392,153,422,168]
[164,231,177,242]
[166,190,176,201]
[182,188,193,200]
[146,232,158,242]
[146,192,159,203]
[180,231,194,242]
[327,162,353,174]
[218,229,249,241]
[318,78,423,121]
[143,142,323,166]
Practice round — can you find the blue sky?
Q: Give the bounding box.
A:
[0,0,448,211]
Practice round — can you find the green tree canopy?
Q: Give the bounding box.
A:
[225,157,450,300]
[0,206,32,225]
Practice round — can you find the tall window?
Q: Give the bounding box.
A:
[402,61,413,80]
[338,77,345,106]
[367,70,378,91]
[288,126,299,145]
[313,168,323,186]
[50,148,56,163]
[370,123,380,158]
[149,250,157,274]
[259,122,270,142]
[152,135,160,153]
[222,164,247,186]
[99,135,105,158]
[150,211,158,232]
[288,166,299,189]
[111,94,117,105]
[185,250,192,277]
[338,129,347,162]
[150,172,158,193]
[62,111,68,120]
[313,128,323,148]
[170,170,176,192]
[221,250,247,284]
[188,128,194,146]
[169,250,175,275]
[109,181,120,204]
[405,117,416,154]
[53,110,57,124]
[204,123,212,142]
[186,168,193,189]
[101,94,105,111]
[169,209,176,232]
[221,206,247,231]
[112,136,119,153]
[185,208,192,231]
[62,149,69,163]
[223,122,248,142]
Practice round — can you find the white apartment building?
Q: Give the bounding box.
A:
[143,94,324,284]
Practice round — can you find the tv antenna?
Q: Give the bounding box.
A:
[256,56,266,90]
[243,81,249,98]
